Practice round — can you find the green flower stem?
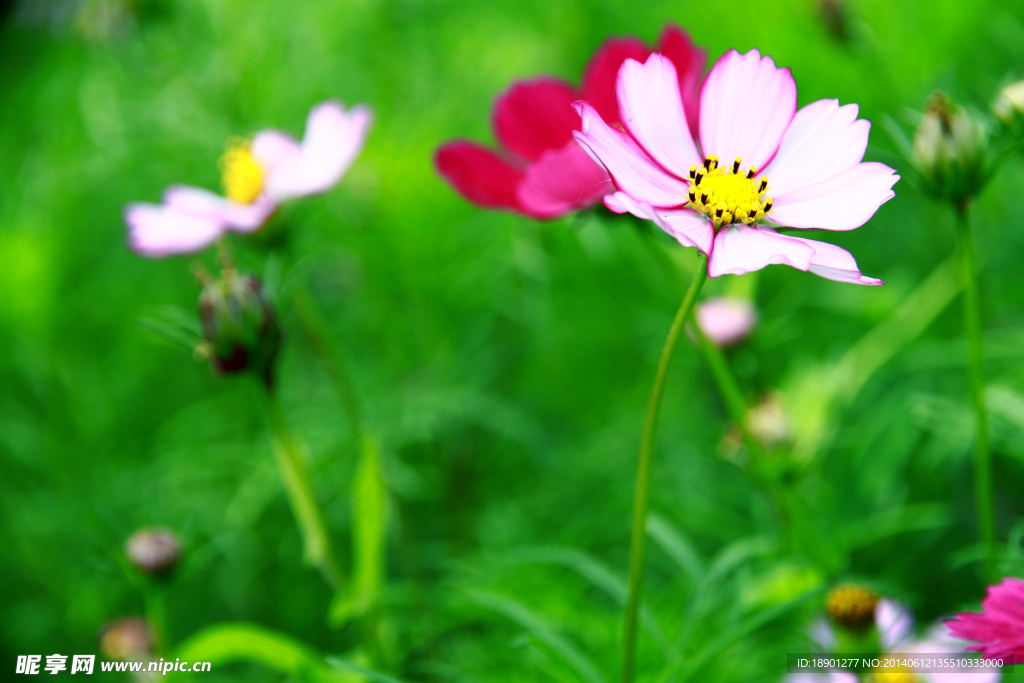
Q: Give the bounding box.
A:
[622,254,708,683]
[954,204,997,580]
[291,284,365,443]
[144,585,168,654]
[263,390,345,591]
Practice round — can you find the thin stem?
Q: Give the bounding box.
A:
[291,284,365,443]
[622,254,708,683]
[264,389,345,590]
[954,205,997,580]
[143,586,167,654]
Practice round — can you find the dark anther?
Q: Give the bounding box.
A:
[732,158,741,174]
[701,192,709,204]
[715,206,724,218]
[747,167,757,179]
[758,178,768,192]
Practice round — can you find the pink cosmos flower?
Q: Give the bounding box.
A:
[947,577,1024,663]
[125,101,372,258]
[572,49,899,283]
[696,296,756,346]
[435,26,705,219]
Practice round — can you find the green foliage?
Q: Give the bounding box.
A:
[4,0,1024,681]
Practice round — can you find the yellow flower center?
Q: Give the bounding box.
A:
[220,138,264,204]
[825,584,879,629]
[871,669,921,683]
[687,155,773,229]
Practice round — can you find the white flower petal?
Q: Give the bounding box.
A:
[572,102,690,208]
[699,49,797,172]
[251,130,301,170]
[708,224,814,278]
[616,54,702,178]
[125,203,224,258]
[782,233,883,285]
[163,185,275,232]
[763,99,870,197]
[603,192,712,253]
[263,101,372,201]
[769,162,899,231]
[876,600,915,650]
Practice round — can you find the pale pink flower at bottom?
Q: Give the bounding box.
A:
[573,49,898,284]
[125,100,372,258]
[696,296,756,346]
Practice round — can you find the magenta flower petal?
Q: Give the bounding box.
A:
[435,140,528,212]
[494,78,580,162]
[698,49,796,172]
[163,185,275,232]
[762,99,870,197]
[616,54,702,179]
[516,141,614,218]
[655,25,705,141]
[581,37,653,127]
[573,102,690,208]
[125,203,225,258]
[708,225,815,278]
[947,578,1024,661]
[770,162,899,231]
[262,100,372,201]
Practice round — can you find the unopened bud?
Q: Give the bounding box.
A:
[100,617,153,660]
[125,527,181,576]
[994,80,1024,126]
[696,297,757,347]
[912,91,987,204]
[198,268,281,386]
[826,584,879,630]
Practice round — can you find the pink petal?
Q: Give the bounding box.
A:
[947,578,1024,660]
[774,233,883,285]
[494,78,581,162]
[769,162,899,231]
[163,185,275,232]
[616,54,702,179]
[708,224,814,278]
[516,140,614,219]
[581,36,652,127]
[603,192,712,253]
[876,600,915,650]
[251,130,301,171]
[656,25,706,142]
[262,101,372,201]
[125,203,224,258]
[698,49,796,172]
[572,102,690,208]
[435,141,527,212]
[762,99,870,197]
[696,297,757,346]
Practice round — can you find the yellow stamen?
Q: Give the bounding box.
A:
[220,138,264,205]
[687,155,773,229]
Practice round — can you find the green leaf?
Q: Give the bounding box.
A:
[330,433,388,627]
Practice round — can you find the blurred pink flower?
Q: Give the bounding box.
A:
[125,101,371,258]
[696,296,756,346]
[947,577,1024,663]
[573,49,898,283]
[435,26,706,219]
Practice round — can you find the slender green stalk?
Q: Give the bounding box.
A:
[622,254,708,683]
[264,390,345,590]
[143,586,167,654]
[954,205,997,579]
[291,284,365,443]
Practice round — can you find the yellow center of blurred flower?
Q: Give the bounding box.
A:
[687,155,772,229]
[871,669,921,683]
[220,138,264,204]
[826,584,879,628]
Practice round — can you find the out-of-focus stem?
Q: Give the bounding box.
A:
[143,586,167,655]
[954,204,997,580]
[264,390,345,591]
[291,284,365,443]
[622,254,708,683]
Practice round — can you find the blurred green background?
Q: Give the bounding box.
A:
[4,0,1024,680]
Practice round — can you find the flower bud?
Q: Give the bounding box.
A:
[994,80,1024,126]
[912,91,987,204]
[197,268,281,386]
[100,617,153,660]
[826,584,879,630]
[696,297,757,347]
[125,527,181,576]
[745,393,792,449]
